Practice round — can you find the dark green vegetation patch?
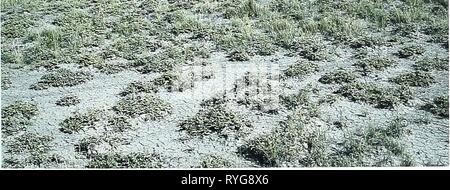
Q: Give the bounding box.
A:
[87,152,167,168]
[120,81,158,96]
[59,109,134,134]
[354,56,397,74]
[238,120,311,167]
[59,109,102,134]
[179,103,251,138]
[282,61,319,78]
[319,69,357,84]
[1,101,39,136]
[390,71,435,87]
[114,93,172,120]
[336,82,412,109]
[423,95,449,117]
[200,155,238,168]
[239,111,412,167]
[6,132,53,154]
[397,45,426,58]
[2,132,63,168]
[56,95,81,106]
[1,75,12,89]
[30,68,93,90]
[413,56,449,71]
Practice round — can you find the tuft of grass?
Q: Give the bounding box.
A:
[354,56,397,74]
[87,152,167,168]
[423,95,449,117]
[200,95,229,108]
[56,95,80,106]
[319,69,357,84]
[413,56,449,71]
[259,15,300,50]
[59,109,103,134]
[179,104,251,138]
[397,45,425,58]
[390,5,429,25]
[114,93,172,120]
[336,82,412,109]
[112,14,154,36]
[363,120,408,156]
[282,61,319,78]
[390,71,435,87]
[1,101,38,136]
[30,68,93,90]
[22,43,60,69]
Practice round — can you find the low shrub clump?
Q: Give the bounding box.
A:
[423,95,449,117]
[349,35,383,49]
[137,57,178,73]
[397,45,425,58]
[319,70,357,84]
[297,36,329,61]
[336,82,412,109]
[151,72,194,92]
[280,90,310,110]
[6,132,53,155]
[238,109,326,167]
[30,68,93,90]
[354,56,397,74]
[390,71,435,87]
[87,152,168,168]
[200,155,238,168]
[120,81,158,96]
[56,95,81,106]
[114,93,172,120]
[59,109,103,134]
[413,56,449,71]
[1,101,39,136]
[2,75,12,89]
[239,112,412,167]
[179,104,251,138]
[2,132,62,168]
[282,61,319,78]
[120,73,194,96]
